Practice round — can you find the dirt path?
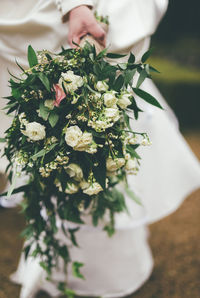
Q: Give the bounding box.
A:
[0,132,199,298]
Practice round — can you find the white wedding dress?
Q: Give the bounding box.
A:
[0,1,200,297]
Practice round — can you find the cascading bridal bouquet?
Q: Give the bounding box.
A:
[1,37,162,295]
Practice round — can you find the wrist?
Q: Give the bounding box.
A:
[63,5,92,23]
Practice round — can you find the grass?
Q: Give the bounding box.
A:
[149,56,200,84]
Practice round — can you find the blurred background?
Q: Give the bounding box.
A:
[150,0,200,131]
[0,1,200,298]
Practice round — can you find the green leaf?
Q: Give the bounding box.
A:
[133,88,163,109]
[113,75,124,91]
[39,102,50,121]
[23,245,31,260]
[136,69,148,88]
[123,111,131,130]
[0,138,6,143]
[58,283,75,298]
[124,69,136,86]
[68,228,79,247]
[72,262,85,279]
[106,53,127,59]
[128,52,135,64]
[128,97,143,120]
[96,47,107,59]
[0,185,28,198]
[141,48,154,63]
[39,261,51,274]
[104,224,115,237]
[31,143,57,161]
[38,73,51,92]
[27,45,38,67]
[59,245,70,262]
[31,149,46,160]
[48,111,59,127]
[7,173,17,198]
[125,186,142,205]
[93,155,106,189]
[149,65,161,74]
[126,144,141,159]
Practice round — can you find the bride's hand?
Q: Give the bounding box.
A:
[68,5,106,48]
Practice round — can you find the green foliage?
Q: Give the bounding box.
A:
[2,42,159,296]
[72,262,85,279]
[28,45,38,67]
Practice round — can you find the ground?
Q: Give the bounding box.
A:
[0,131,199,298]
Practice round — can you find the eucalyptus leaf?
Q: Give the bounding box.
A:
[31,149,46,160]
[124,69,136,86]
[39,102,50,121]
[136,69,148,88]
[126,144,141,159]
[133,88,163,109]
[128,52,135,64]
[106,53,127,59]
[48,111,59,127]
[38,73,51,92]
[141,48,154,63]
[113,75,124,91]
[28,45,38,67]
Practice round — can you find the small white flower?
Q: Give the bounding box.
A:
[128,136,138,145]
[83,182,103,196]
[22,122,46,141]
[44,99,54,110]
[65,163,83,181]
[65,182,79,194]
[106,157,125,172]
[65,125,82,147]
[117,93,132,109]
[125,153,131,160]
[141,138,152,146]
[103,92,117,107]
[96,81,109,92]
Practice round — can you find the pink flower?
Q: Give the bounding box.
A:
[53,84,66,107]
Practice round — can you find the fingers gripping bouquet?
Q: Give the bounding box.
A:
[1,25,162,295]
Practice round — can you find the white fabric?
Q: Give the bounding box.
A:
[1,0,200,297]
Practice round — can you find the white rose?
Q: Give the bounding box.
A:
[44,99,54,110]
[125,158,137,171]
[83,182,103,196]
[117,93,132,109]
[65,164,83,181]
[103,92,117,107]
[74,132,93,151]
[106,157,125,172]
[22,122,46,141]
[96,81,109,92]
[65,182,79,194]
[65,126,82,147]
[80,180,90,190]
[59,70,83,93]
[104,107,120,122]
